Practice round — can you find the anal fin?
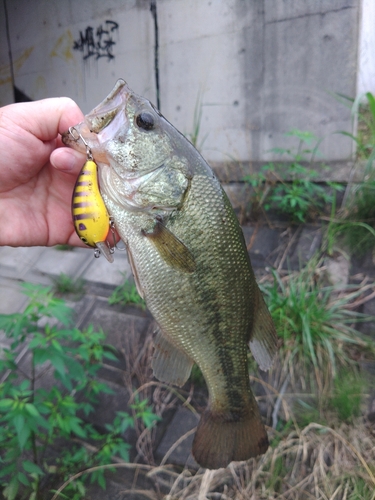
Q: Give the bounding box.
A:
[152,329,194,387]
[249,284,279,371]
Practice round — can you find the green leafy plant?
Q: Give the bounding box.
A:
[0,283,157,499]
[260,260,373,390]
[108,277,145,309]
[244,129,342,222]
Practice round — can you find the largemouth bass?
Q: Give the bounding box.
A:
[63,79,278,469]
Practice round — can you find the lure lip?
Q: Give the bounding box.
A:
[95,241,114,263]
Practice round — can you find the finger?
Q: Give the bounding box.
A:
[3,97,84,142]
[50,147,86,173]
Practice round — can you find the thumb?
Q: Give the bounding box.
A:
[50,147,86,174]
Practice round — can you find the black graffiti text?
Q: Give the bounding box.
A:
[73,20,119,60]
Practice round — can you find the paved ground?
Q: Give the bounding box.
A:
[0,223,374,498]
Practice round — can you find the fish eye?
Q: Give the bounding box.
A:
[136,112,155,131]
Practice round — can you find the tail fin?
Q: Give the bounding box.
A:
[192,406,269,469]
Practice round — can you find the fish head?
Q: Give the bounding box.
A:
[63,79,192,211]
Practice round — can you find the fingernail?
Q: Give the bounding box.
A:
[62,150,76,171]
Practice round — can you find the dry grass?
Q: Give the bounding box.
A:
[53,405,375,500]
[148,417,375,500]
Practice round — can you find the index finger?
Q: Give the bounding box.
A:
[1,97,85,142]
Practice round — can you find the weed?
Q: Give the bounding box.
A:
[328,180,375,256]
[0,283,157,499]
[336,91,375,160]
[54,245,74,251]
[108,276,145,309]
[259,260,373,391]
[329,92,375,256]
[186,91,208,151]
[294,398,326,427]
[265,455,287,492]
[190,364,205,388]
[52,273,85,297]
[330,370,365,422]
[244,129,342,222]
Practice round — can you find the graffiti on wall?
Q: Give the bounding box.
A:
[73,20,119,60]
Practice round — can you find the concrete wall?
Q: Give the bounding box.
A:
[358,0,375,95]
[0,0,370,172]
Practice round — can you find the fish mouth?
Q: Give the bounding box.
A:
[62,79,131,155]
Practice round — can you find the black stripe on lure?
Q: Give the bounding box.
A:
[69,127,114,263]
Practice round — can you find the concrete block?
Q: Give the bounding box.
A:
[289,226,322,268]
[30,246,92,279]
[0,2,13,106]
[351,250,375,277]
[0,246,46,280]
[358,293,375,338]
[82,251,132,286]
[264,0,357,24]
[0,277,29,314]
[242,225,282,268]
[223,183,253,220]
[324,253,350,289]
[262,0,358,161]
[155,406,199,467]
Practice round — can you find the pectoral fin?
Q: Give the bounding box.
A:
[142,221,196,273]
[152,329,194,387]
[249,284,279,371]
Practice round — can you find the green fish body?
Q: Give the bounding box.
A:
[63,80,278,469]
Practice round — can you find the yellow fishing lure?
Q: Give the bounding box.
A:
[72,159,114,262]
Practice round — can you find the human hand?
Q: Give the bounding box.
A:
[0,98,87,247]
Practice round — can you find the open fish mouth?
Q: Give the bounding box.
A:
[62,79,131,156]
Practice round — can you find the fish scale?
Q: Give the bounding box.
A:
[63,79,278,469]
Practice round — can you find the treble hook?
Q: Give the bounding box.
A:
[109,217,126,251]
[68,126,93,160]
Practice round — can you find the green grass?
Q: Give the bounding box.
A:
[52,273,85,297]
[330,370,365,422]
[331,92,375,255]
[335,91,375,161]
[259,259,373,390]
[244,129,342,222]
[334,182,375,256]
[108,277,145,309]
